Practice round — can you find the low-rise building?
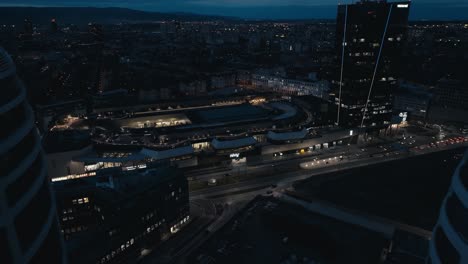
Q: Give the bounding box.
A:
[393,81,432,121]
[35,99,87,132]
[252,74,329,99]
[266,128,309,144]
[54,165,190,264]
[428,78,468,124]
[47,144,198,182]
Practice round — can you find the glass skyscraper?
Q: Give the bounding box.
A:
[333,0,411,129]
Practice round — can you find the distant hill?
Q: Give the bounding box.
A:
[1,5,465,26]
[0,7,230,25]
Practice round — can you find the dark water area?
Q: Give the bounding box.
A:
[295,147,467,230]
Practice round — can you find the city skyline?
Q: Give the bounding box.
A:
[0,0,467,20]
[0,0,467,263]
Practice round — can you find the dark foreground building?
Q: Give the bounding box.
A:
[0,47,66,263]
[333,0,410,129]
[54,165,190,264]
[428,151,468,264]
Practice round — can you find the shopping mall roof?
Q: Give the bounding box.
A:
[140,145,194,160]
[270,102,298,120]
[267,128,308,141]
[73,145,194,163]
[211,137,257,150]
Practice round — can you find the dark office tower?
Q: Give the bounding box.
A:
[333,0,410,129]
[51,18,58,33]
[88,23,104,40]
[0,47,66,263]
[23,19,33,35]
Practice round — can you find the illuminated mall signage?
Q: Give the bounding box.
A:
[399,112,408,123]
[51,172,96,182]
[230,153,240,158]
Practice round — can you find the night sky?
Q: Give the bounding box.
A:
[0,0,467,20]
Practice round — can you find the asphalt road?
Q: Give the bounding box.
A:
[190,135,467,202]
[142,130,467,264]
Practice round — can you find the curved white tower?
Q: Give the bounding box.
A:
[428,150,468,264]
[0,47,65,263]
